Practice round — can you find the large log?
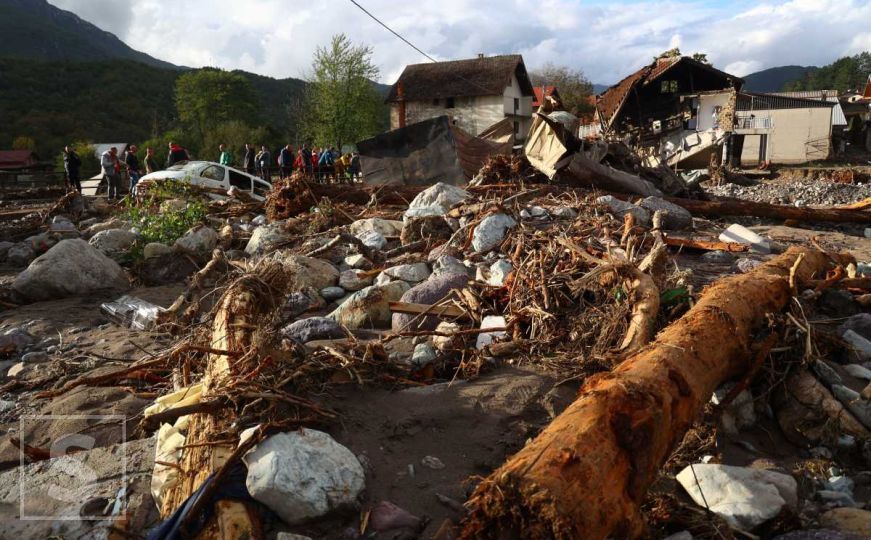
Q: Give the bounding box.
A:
[461,247,853,539]
[663,196,871,224]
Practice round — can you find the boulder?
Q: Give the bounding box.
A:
[382,263,431,284]
[676,464,797,530]
[173,226,218,257]
[427,243,461,263]
[138,252,199,286]
[820,508,871,537]
[6,243,35,267]
[405,183,470,217]
[839,314,871,342]
[392,273,469,331]
[356,229,386,250]
[279,255,340,292]
[12,239,129,302]
[339,269,373,292]
[282,317,345,344]
[26,232,57,253]
[244,429,364,525]
[143,242,172,260]
[0,241,13,261]
[639,196,693,230]
[245,221,293,255]
[596,195,650,226]
[432,255,469,278]
[0,327,35,355]
[329,281,409,329]
[471,214,516,253]
[349,218,403,238]
[320,286,346,301]
[280,290,322,322]
[84,218,129,238]
[89,229,137,258]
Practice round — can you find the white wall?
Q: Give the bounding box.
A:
[741,107,832,165]
[697,93,731,131]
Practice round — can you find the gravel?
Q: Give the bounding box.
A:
[706,181,871,207]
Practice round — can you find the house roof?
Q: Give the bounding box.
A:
[386,54,534,102]
[737,92,835,110]
[596,56,743,127]
[766,90,846,125]
[0,150,37,167]
[864,77,871,99]
[532,86,559,107]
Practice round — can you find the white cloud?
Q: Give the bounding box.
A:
[47,0,871,85]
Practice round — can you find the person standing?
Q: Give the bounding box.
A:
[166,141,190,167]
[243,143,256,175]
[300,143,313,178]
[278,144,293,179]
[219,144,231,166]
[63,145,82,193]
[349,151,361,181]
[257,145,272,183]
[144,147,158,174]
[124,145,141,195]
[101,146,121,200]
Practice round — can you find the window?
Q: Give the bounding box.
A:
[200,165,225,181]
[445,97,455,109]
[228,170,252,191]
[514,121,519,135]
[661,80,678,94]
[514,97,519,112]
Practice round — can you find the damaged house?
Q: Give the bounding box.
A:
[386,54,535,143]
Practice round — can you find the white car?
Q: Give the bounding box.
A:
[138,161,272,201]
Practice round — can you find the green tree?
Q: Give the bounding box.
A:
[12,135,36,150]
[175,69,258,146]
[785,52,871,93]
[303,34,384,148]
[201,120,270,166]
[691,52,710,65]
[529,63,595,117]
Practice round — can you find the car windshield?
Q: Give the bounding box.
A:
[165,161,200,172]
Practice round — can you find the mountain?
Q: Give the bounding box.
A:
[592,83,610,95]
[741,65,818,93]
[0,0,178,69]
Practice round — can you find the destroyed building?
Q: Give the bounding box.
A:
[386,54,535,143]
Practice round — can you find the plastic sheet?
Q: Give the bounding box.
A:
[100,295,164,330]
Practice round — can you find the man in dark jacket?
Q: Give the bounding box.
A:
[63,145,82,193]
[125,145,141,195]
[243,143,256,175]
[166,142,190,167]
[278,144,293,179]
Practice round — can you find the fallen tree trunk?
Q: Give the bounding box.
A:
[663,196,871,224]
[461,247,852,540]
[561,153,663,197]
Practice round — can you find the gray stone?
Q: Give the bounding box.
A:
[701,250,735,264]
[405,183,470,217]
[27,232,58,253]
[486,259,514,286]
[472,214,517,253]
[7,362,28,378]
[277,255,340,292]
[84,217,129,237]
[282,317,345,344]
[844,363,871,381]
[392,273,469,331]
[244,429,364,525]
[277,534,313,540]
[281,291,317,321]
[411,343,437,367]
[339,269,373,292]
[820,289,860,317]
[251,214,267,226]
[596,195,651,226]
[640,197,693,229]
[173,226,218,257]
[349,218,403,237]
[356,229,386,250]
[0,241,13,261]
[719,224,771,254]
[676,464,798,530]
[831,385,871,430]
[320,286,346,301]
[245,221,292,255]
[663,533,694,540]
[343,254,373,270]
[432,255,469,278]
[839,314,871,342]
[383,263,431,284]
[711,384,756,435]
[7,243,35,267]
[814,360,844,387]
[21,351,49,363]
[143,242,172,259]
[552,206,578,219]
[476,316,507,349]
[735,258,763,273]
[89,228,137,258]
[12,239,129,302]
[329,282,409,329]
[0,327,35,354]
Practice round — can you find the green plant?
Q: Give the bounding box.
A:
[122,196,207,259]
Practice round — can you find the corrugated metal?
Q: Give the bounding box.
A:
[767,90,839,101]
[832,103,848,126]
[737,93,833,111]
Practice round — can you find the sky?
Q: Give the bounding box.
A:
[49,0,871,85]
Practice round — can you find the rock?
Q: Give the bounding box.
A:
[0,241,13,261]
[280,291,319,321]
[735,257,763,273]
[844,363,871,380]
[48,219,78,237]
[7,362,27,378]
[411,343,437,367]
[676,464,797,530]
[472,214,516,252]
[349,218,403,237]
[831,385,871,429]
[339,269,373,292]
[369,501,421,533]
[173,226,218,258]
[245,221,292,255]
[138,251,199,286]
[374,272,392,287]
[400,215,453,246]
[282,317,345,344]
[820,289,860,318]
[383,263,431,284]
[278,255,340,292]
[476,316,508,349]
[640,197,693,229]
[820,508,871,536]
[392,273,469,331]
[244,429,364,525]
[427,243,460,263]
[663,533,693,540]
[89,228,137,258]
[343,254,373,270]
[813,360,843,387]
[356,229,386,250]
[596,195,651,226]
[320,286,346,301]
[276,534,312,540]
[329,282,409,329]
[433,322,463,352]
[405,183,470,217]
[486,259,513,287]
[711,384,756,435]
[432,255,469,278]
[818,490,857,507]
[12,239,129,302]
[0,327,35,354]
[27,232,58,254]
[84,217,129,237]
[702,250,735,264]
[839,314,871,342]
[21,351,48,363]
[719,224,771,254]
[404,206,446,219]
[143,242,172,259]
[421,455,445,470]
[159,199,187,213]
[843,332,871,363]
[552,206,577,219]
[7,243,35,267]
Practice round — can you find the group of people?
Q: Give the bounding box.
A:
[236,143,361,183]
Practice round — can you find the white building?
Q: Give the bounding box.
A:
[386,54,535,143]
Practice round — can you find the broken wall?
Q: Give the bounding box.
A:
[741,107,833,165]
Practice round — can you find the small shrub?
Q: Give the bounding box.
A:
[123,198,208,259]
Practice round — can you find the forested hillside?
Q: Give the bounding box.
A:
[785,53,871,93]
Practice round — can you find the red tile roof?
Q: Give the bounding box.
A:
[0,150,38,168]
[532,86,557,107]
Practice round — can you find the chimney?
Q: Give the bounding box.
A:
[397,82,406,128]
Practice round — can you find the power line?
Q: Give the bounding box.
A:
[346,0,438,64]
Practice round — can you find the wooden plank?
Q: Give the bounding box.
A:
[664,236,749,252]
